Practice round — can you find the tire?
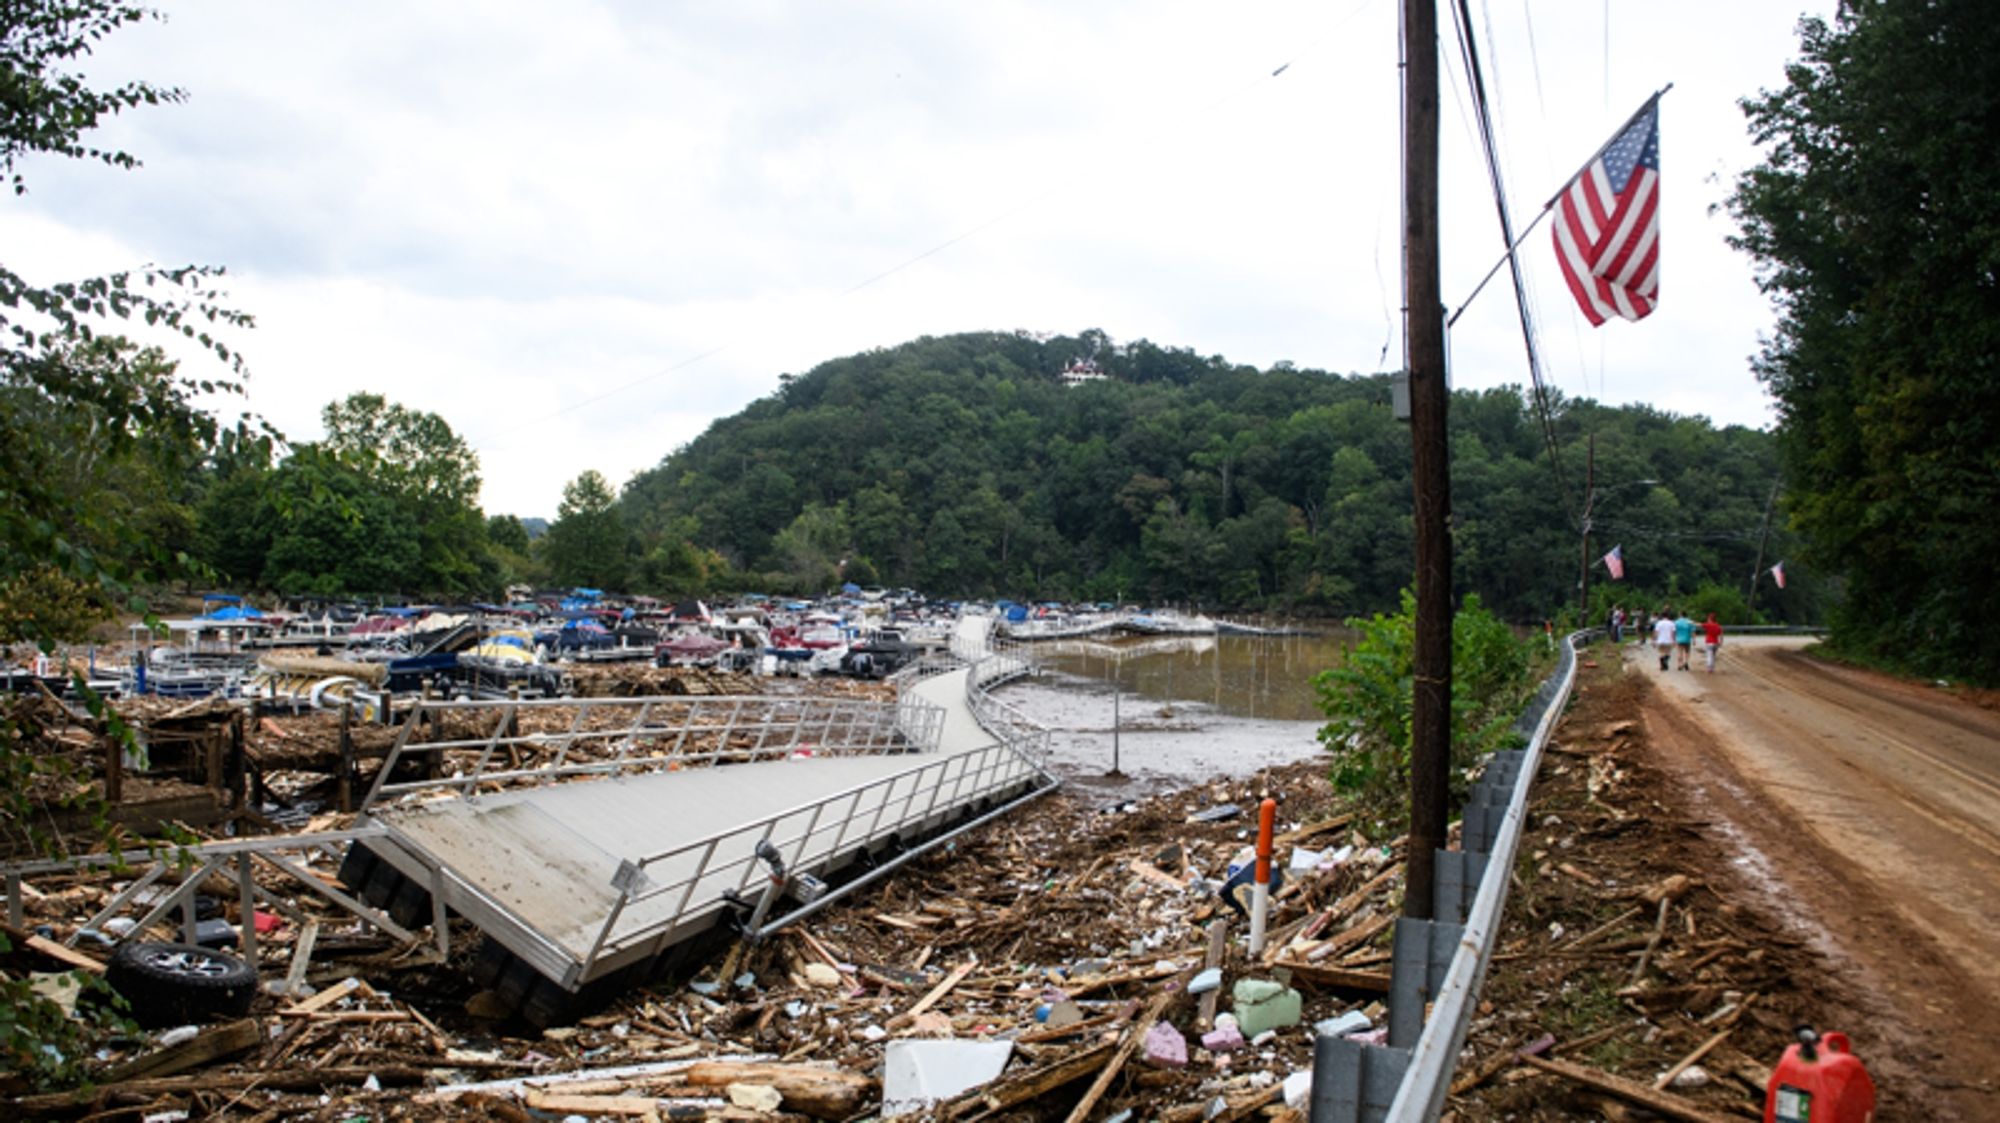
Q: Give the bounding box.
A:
[362,860,404,909]
[520,976,578,1029]
[106,941,259,1027]
[388,877,433,929]
[336,843,378,893]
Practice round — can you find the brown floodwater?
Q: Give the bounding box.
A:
[993,629,1357,804]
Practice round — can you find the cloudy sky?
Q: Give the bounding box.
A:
[4,1,1834,518]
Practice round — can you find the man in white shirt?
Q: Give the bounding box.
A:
[1652,611,1676,672]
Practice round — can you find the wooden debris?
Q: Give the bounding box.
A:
[681,1061,872,1120]
[955,1041,1115,1118]
[102,1018,262,1082]
[1519,1053,1735,1123]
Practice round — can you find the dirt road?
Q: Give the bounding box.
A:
[1633,636,2000,1115]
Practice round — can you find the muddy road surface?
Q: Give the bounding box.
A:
[1633,635,2000,1114]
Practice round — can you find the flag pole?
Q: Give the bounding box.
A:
[1446,83,1673,327]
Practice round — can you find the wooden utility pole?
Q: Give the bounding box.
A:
[1402,0,1450,921]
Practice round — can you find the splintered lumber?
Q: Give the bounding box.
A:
[1519,1054,1734,1123]
[1305,910,1397,962]
[1565,905,1644,950]
[888,960,977,1028]
[1629,898,1673,986]
[959,1041,1115,1118]
[1654,1027,1736,1091]
[102,1018,262,1082]
[2,922,106,974]
[1275,812,1356,845]
[1271,959,1392,994]
[11,1065,428,1112]
[1159,1083,1285,1123]
[523,1089,663,1116]
[681,1062,871,1120]
[1061,983,1180,1123]
[1061,958,1185,999]
[283,975,360,1015]
[1014,1007,1130,1045]
[1197,918,1228,1027]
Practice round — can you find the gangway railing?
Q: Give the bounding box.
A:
[360,693,946,809]
[574,735,1048,982]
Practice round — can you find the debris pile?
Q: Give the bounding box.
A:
[1449,661,1832,1121]
[2,756,1418,1119]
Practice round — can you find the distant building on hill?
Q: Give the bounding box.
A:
[1059,357,1108,387]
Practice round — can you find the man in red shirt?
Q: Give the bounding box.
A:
[1700,613,1723,673]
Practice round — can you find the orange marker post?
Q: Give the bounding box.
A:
[1249,797,1277,954]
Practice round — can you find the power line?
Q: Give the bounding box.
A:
[1447,0,1577,526]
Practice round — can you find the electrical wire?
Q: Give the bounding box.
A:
[1448,0,1578,526]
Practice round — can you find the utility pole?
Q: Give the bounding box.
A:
[1746,476,1782,614]
[1402,0,1450,922]
[1577,433,1596,620]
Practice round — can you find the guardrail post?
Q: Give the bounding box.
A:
[1312,1033,1411,1122]
[1387,916,1463,1049]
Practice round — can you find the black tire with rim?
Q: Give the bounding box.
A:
[105,941,259,1027]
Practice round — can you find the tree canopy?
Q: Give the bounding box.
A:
[1729,0,2000,682]
[621,330,1802,623]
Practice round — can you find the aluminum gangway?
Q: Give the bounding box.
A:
[340,616,1053,1020]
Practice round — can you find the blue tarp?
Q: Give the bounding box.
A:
[1005,605,1028,622]
[197,604,264,621]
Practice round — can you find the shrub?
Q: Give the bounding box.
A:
[1313,591,1534,836]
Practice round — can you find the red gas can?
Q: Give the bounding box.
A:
[1765,1026,1876,1123]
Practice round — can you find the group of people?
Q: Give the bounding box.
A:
[1609,604,1724,672]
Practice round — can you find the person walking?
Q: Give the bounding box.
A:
[1652,609,1676,671]
[1701,612,1723,673]
[1673,609,1697,671]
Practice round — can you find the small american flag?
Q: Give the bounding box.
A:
[1770,561,1786,589]
[1554,99,1660,326]
[1603,545,1625,580]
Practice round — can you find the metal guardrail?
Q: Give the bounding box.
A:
[1314,630,1586,1122]
[360,693,946,809]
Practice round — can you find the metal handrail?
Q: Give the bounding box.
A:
[360,693,946,809]
[576,736,1042,974]
[566,616,1060,978]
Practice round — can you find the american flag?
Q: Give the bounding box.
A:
[1554,99,1660,326]
[1603,544,1625,580]
[1770,561,1786,589]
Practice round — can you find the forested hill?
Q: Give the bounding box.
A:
[620,330,1802,623]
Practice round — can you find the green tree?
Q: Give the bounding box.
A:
[1729,0,2000,682]
[320,393,485,594]
[260,447,422,596]
[487,513,531,554]
[2,2,252,1089]
[545,470,627,589]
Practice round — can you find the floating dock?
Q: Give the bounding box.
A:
[340,617,1054,1020]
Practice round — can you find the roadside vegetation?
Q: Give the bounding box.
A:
[1311,593,1536,837]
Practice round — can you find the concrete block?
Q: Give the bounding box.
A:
[1231,978,1302,1038]
[1143,1021,1189,1068]
[1201,1026,1246,1053]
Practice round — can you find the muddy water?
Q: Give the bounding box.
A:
[994,630,1355,804]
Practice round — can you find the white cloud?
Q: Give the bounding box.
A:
[3,0,1831,515]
